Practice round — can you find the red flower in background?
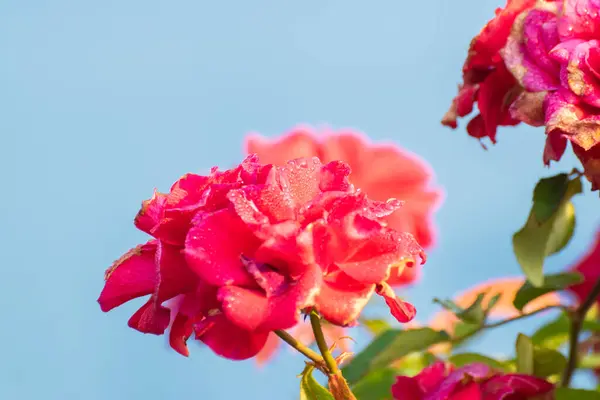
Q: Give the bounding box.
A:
[392,362,554,399]
[245,126,441,287]
[442,0,537,144]
[444,0,600,189]
[567,228,600,305]
[98,155,424,360]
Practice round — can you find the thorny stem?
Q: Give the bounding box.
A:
[310,310,340,375]
[274,329,324,368]
[450,305,565,344]
[562,277,600,387]
[309,310,357,400]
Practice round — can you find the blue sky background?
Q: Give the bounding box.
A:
[2,0,600,399]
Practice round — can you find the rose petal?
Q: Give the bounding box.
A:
[376,282,417,323]
[245,128,322,166]
[391,376,423,400]
[134,191,167,235]
[218,263,322,331]
[184,209,259,287]
[195,314,269,360]
[316,271,375,326]
[98,241,158,312]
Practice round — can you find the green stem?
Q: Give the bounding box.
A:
[274,329,324,367]
[451,305,564,344]
[561,277,600,387]
[310,310,339,375]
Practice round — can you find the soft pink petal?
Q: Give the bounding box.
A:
[245,128,322,165]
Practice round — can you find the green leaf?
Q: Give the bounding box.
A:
[451,322,481,348]
[342,330,402,384]
[555,388,600,399]
[300,366,334,400]
[533,347,567,378]
[456,293,486,325]
[350,368,397,400]
[342,328,449,384]
[513,272,582,311]
[580,354,600,369]
[485,293,502,314]
[433,298,462,314]
[370,329,450,371]
[361,318,392,336]
[531,314,570,349]
[449,353,508,371]
[513,176,581,287]
[532,173,569,223]
[516,334,534,374]
[548,202,577,255]
[434,294,487,325]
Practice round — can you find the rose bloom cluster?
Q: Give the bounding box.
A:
[392,362,554,399]
[444,0,600,190]
[245,126,442,363]
[98,154,425,359]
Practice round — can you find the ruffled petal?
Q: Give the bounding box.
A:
[337,231,424,285]
[218,263,322,331]
[184,209,259,287]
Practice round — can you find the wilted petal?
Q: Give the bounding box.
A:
[442,84,478,129]
[509,91,547,126]
[376,282,417,323]
[502,7,560,92]
[545,89,600,151]
[573,143,600,189]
